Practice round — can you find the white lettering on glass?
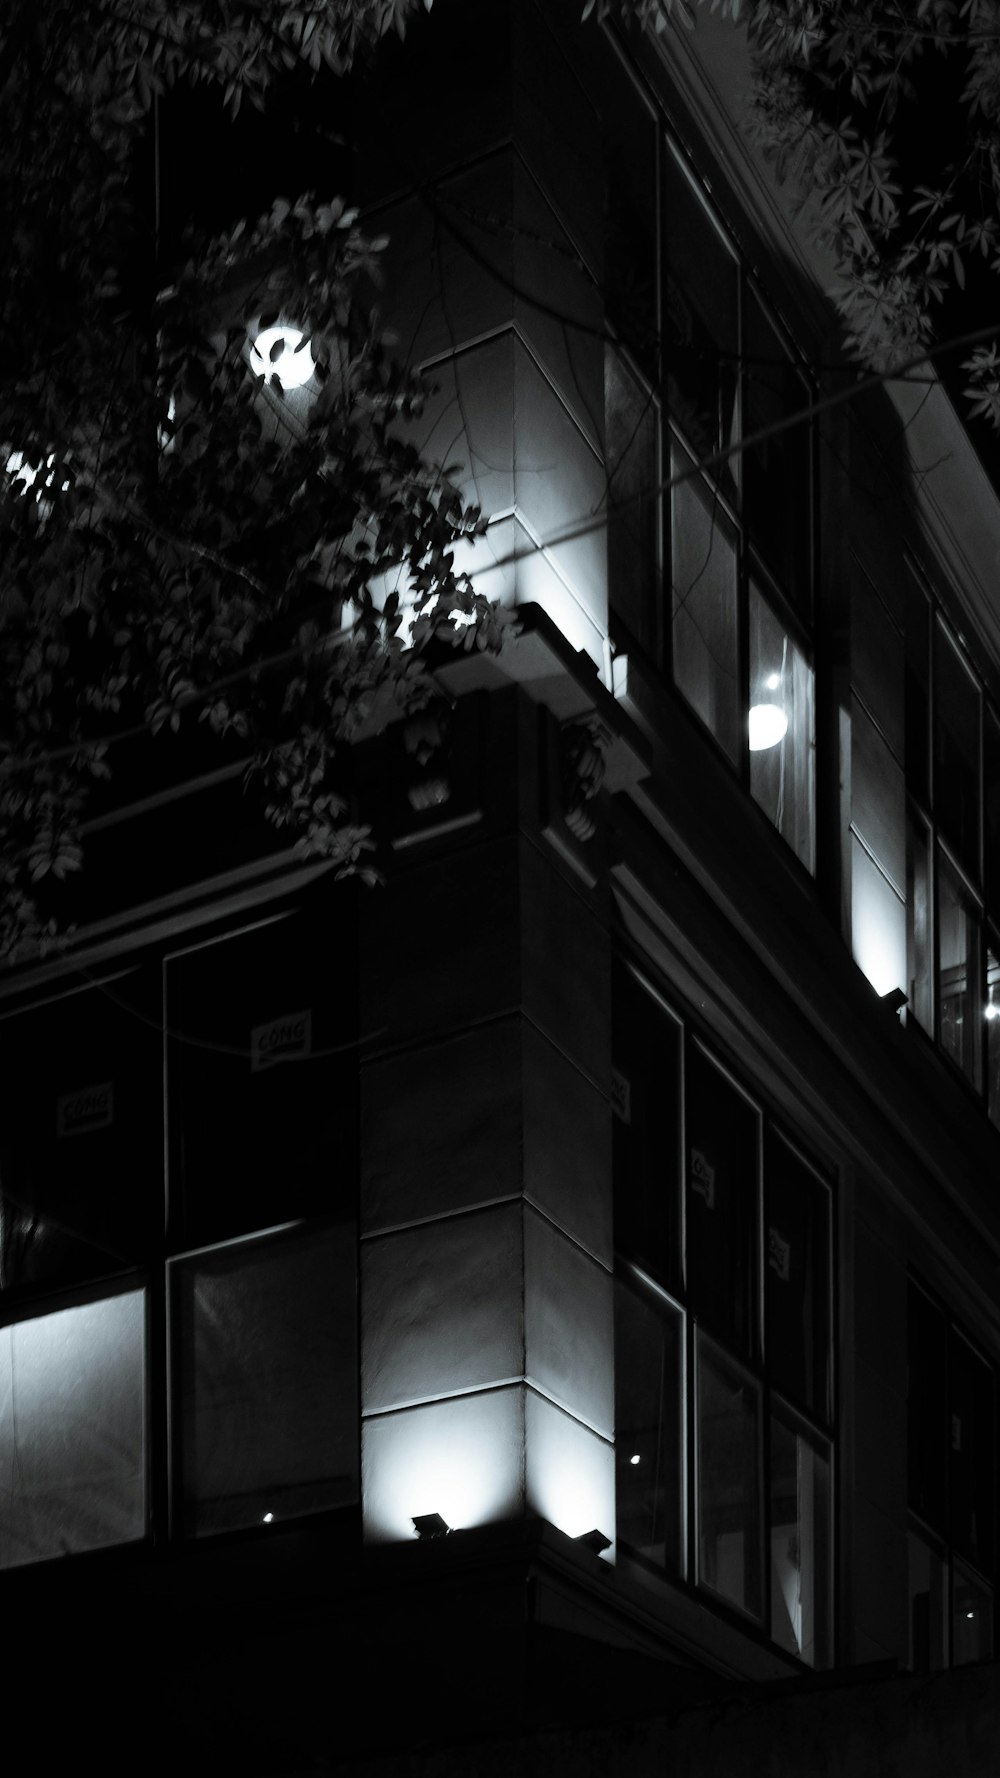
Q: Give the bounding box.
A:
[250,1009,312,1071]
[56,1081,114,1137]
[690,1148,715,1208]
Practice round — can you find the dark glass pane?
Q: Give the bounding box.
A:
[0,1290,145,1568]
[0,971,162,1288]
[765,1134,831,1425]
[985,708,1000,921]
[167,898,358,1246]
[905,574,930,808]
[604,61,657,374]
[662,144,739,489]
[949,1329,995,1575]
[685,1044,759,1357]
[749,582,815,872]
[770,1405,832,1668]
[744,292,811,614]
[906,810,933,1035]
[605,347,660,654]
[696,1336,762,1619]
[987,946,1000,1128]
[612,962,681,1291]
[907,1531,948,1672]
[953,1562,994,1666]
[934,621,981,882]
[671,441,740,764]
[615,1279,684,1575]
[937,852,982,1091]
[907,1283,947,1532]
[175,1223,358,1537]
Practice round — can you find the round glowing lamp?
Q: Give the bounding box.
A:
[249,325,315,389]
[748,703,788,751]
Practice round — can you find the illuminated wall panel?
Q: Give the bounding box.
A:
[524,1206,613,1437]
[852,836,907,1000]
[362,1386,525,1542]
[362,1204,524,1414]
[524,1389,615,1552]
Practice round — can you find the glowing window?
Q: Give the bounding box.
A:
[0,1290,145,1569]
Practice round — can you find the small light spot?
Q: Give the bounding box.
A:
[765,672,781,691]
[629,1454,641,1467]
[967,1610,975,1620]
[262,1512,274,1524]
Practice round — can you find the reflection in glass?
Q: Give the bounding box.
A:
[953,1562,993,1666]
[769,1406,832,1667]
[744,293,811,613]
[615,1280,684,1575]
[696,1336,762,1619]
[612,963,682,1293]
[765,1134,831,1425]
[934,621,981,884]
[605,348,659,653]
[937,854,982,1089]
[686,1045,759,1357]
[749,583,815,872]
[906,813,933,1036]
[907,1531,948,1671]
[988,948,1000,1129]
[175,1225,358,1537]
[662,143,739,481]
[671,442,740,763]
[0,1291,145,1569]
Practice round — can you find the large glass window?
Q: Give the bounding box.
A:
[749,582,815,873]
[696,1335,763,1619]
[686,1043,758,1357]
[937,852,982,1091]
[770,1404,832,1667]
[0,1288,145,1569]
[934,621,981,885]
[614,966,834,1665]
[658,143,816,876]
[662,142,739,486]
[0,971,162,1289]
[671,441,741,765]
[0,885,360,1571]
[166,907,358,1247]
[615,1280,685,1576]
[173,1222,357,1538]
[907,1281,996,1668]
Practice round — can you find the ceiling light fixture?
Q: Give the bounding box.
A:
[748,703,788,751]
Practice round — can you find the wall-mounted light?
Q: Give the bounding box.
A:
[411,1512,451,1540]
[629,1453,641,1466]
[249,324,315,390]
[985,1002,1000,1023]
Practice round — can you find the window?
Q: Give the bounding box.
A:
[662,143,816,869]
[613,959,834,1666]
[0,886,360,1570]
[901,585,1000,1108]
[907,1280,996,1669]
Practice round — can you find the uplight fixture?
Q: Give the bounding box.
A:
[575,1528,612,1555]
[986,1002,1000,1023]
[748,703,788,751]
[249,324,316,389]
[411,1512,451,1540]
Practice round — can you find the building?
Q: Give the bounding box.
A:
[3,1,1000,1769]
